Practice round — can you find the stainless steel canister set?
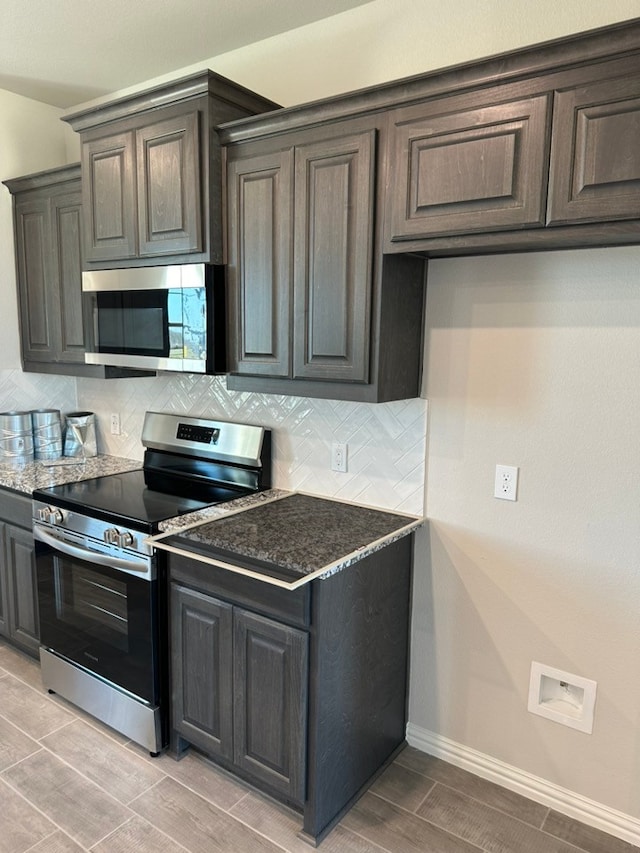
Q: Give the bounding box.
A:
[0,410,96,464]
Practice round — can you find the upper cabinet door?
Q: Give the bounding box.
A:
[226,148,293,378]
[388,94,551,241]
[547,70,640,225]
[82,132,137,262]
[136,111,202,256]
[13,195,54,363]
[51,190,91,363]
[292,130,375,383]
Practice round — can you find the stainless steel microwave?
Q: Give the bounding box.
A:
[82,264,226,374]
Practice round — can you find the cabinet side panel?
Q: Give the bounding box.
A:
[376,254,426,401]
[304,536,413,839]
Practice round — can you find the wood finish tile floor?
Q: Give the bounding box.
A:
[0,640,637,853]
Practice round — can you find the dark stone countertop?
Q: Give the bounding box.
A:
[152,491,423,586]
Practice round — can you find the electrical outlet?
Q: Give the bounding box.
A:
[331,442,348,473]
[110,413,121,436]
[494,464,518,501]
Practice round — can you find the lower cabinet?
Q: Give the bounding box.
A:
[168,533,413,844]
[171,584,308,803]
[0,491,39,657]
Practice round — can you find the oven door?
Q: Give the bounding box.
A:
[34,530,158,704]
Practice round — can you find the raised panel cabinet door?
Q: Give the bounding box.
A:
[226,148,293,377]
[388,94,551,240]
[0,523,8,639]
[51,189,91,362]
[233,608,308,804]
[547,70,640,225]
[13,195,56,363]
[5,524,39,655]
[136,111,202,256]
[292,130,375,383]
[171,585,234,761]
[82,131,137,262]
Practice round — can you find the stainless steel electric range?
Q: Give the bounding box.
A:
[32,411,271,754]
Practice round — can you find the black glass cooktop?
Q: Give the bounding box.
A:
[33,468,246,532]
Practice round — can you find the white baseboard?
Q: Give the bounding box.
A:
[406,723,640,847]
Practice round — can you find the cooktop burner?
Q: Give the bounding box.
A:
[33,469,245,531]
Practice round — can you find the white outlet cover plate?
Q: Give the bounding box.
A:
[494,464,518,500]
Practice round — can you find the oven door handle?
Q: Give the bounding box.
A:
[33,524,152,578]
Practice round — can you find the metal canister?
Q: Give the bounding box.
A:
[0,411,34,464]
[63,411,97,458]
[31,409,63,460]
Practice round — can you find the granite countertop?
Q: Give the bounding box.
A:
[0,455,422,589]
[151,491,423,589]
[157,488,291,533]
[0,454,141,496]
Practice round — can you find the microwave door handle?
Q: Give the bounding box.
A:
[33,524,149,576]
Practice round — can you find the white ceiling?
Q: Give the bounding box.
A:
[1,0,372,109]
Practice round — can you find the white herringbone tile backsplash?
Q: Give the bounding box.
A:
[77,374,427,515]
[0,369,77,416]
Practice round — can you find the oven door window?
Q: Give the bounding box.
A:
[95,287,206,361]
[36,545,158,704]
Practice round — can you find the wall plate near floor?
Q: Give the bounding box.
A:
[528,661,597,733]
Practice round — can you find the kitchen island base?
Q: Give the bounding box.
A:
[168,533,413,844]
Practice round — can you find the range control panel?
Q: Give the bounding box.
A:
[176,423,220,445]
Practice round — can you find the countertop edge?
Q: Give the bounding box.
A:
[149,489,424,589]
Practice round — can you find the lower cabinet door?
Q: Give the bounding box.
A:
[233,608,308,804]
[171,585,234,761]
[0,522,8,639]
[5,524,39,656]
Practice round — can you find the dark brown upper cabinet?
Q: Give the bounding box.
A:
[226,127,376,386]
[4,165,95,376]
[383,46,640,256]
[387,89,552,241]
[4,166,155,378]
[223,116,426,403]
[63,71,279,269]
[219,19,640,401]
[547,65,640,225]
